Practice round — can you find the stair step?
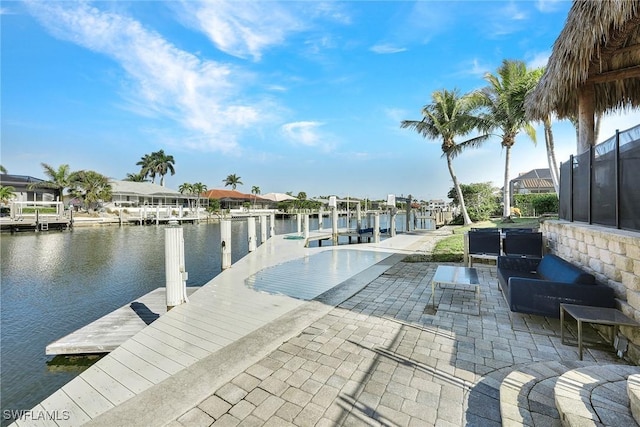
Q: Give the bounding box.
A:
[555,364,640,426]
[629,374,640,425]
[500,360,596,426]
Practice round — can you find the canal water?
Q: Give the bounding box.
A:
[0,214,408,420]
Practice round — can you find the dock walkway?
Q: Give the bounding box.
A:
[45,287,201,356]
[22,232,433,426]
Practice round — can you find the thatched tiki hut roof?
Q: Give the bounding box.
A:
[525,0,640,154]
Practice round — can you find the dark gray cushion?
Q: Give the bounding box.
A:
[536,254,595,285]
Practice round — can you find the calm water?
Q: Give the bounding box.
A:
[0,214,408,418]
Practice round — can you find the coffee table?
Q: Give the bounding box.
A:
[560,304,640,360]
[431,266,481,315]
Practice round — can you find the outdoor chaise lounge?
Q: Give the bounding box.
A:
[497,254,616,319]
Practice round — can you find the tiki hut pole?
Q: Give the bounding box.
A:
[577,83,595,153]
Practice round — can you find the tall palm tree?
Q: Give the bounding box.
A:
[151,150,175,186]
[28,163,73,201]
[179,182,194,210]
[192,182,207,212]
[223,174,243,190]
[543,114,560,194]
[401,89,489,225]
[251,185,260,208]
[136,153,156,184]
[478,60,541,219]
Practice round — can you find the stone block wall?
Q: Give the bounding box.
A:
[541,220,640,363]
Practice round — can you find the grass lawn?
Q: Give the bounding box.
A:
[430,217,550,262]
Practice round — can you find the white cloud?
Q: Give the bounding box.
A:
[178,0,304,61]
[536,0,565,13]
[455,58,492,78]
[526,51,550,69]
[370,44,407,54]
[26,0,268,153]
[281,121,324,147]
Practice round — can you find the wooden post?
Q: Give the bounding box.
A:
[318,208,323,230]
[303,214,309,239]
[390,209,397,237]
[260,215,267,244]
[156,206,160,225]
[577,84,595,154]
[356,202,362,231]
[332,207,339,245]
[269,213,275,238]
[296,213,302,234]
[221,219,232,270]
[374,212,380,243]
[406,195,411,233]
[165,220,188,311]
[247,216,257,252]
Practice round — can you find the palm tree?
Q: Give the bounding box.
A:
[223,174,243,190]
[543,114,560,194]
[136,150,176,185]
[0,185,15,204]
[251,185,260,208]
[151,150,175,186]
[136,153,156,184]
[28,163,73,201]
[69,170,112,211]
[192,182,207,213]
[124,172,148,182]
[401,89,489,225]
[179,182,194,210]
[478,60,541,219]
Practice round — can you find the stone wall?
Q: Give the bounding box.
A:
[541,220,640,363]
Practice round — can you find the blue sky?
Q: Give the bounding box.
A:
[2,0,639,202]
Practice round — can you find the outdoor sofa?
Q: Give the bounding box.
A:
[497,254,616,319]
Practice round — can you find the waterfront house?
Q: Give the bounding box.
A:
[108,180,205,209]
[0,173,57,202]
[202,188,271,210]
[509,168,555,198]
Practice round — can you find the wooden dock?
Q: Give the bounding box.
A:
[46,287,200,356]
[0,216,70,232]
[23,233,431,426]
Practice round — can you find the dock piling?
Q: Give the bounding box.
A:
[165,221,188,311]
[247,217,257,252]
[260,215,267,244]
[221,219,232,270]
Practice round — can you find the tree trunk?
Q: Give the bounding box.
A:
[544,115,560,195]
[577,84,595,154]
[446,153,472,225]
[503,145,512,219]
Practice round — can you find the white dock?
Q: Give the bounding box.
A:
[20,232,431,427]
[45,287,200,356]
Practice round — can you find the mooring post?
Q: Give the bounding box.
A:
[221,218,232,270]
[269,213,275,238]
[247,216,257,252]
[374,212,380,243]
[318,208,323,230]
[406,194,412,233]
[165,219,188,311]
[303,214,310,239]
[260,215,267,244]
[390,208,397,237]
[156,206,160,225]
[332,207,339,245]
[296,213,302,234]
